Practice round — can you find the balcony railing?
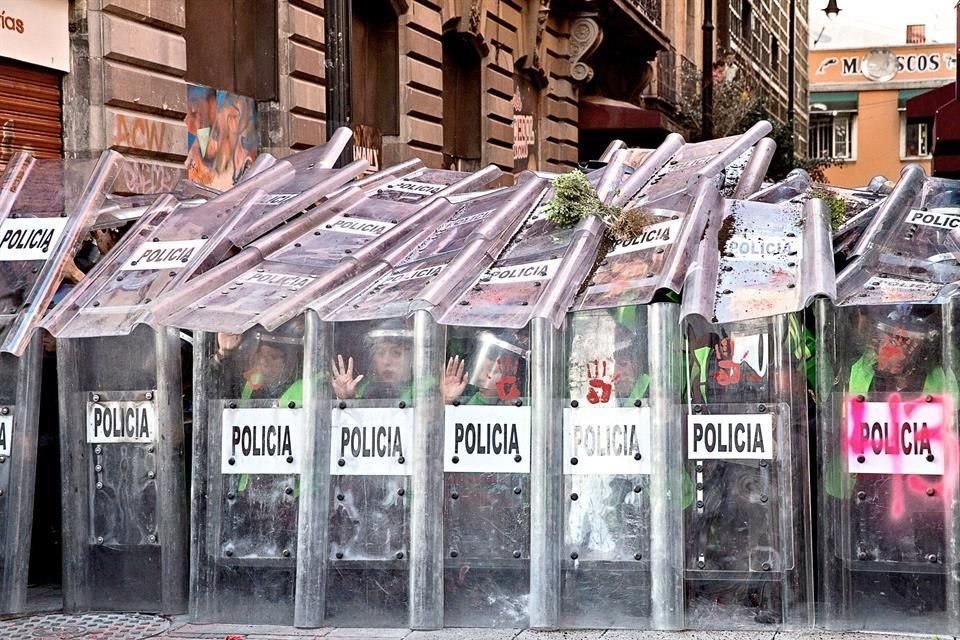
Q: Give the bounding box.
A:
[649,48,700,110]
[628,0,662,28]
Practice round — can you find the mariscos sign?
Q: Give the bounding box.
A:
[0,0,69,72]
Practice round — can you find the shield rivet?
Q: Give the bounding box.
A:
[145,392,153,401]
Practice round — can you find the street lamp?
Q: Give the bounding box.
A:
[823,0,841,18]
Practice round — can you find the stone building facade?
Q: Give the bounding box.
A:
[0,0,808,193]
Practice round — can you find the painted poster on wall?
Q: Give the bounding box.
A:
[185,84,259,190]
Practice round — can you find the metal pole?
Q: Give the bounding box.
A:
[295,311,333,627]
[325,0,353,167]
[787,0,796,147]
[647,302,685,630]
[529,316,562,629]
[408,309,445,629]
[701,0,714,140]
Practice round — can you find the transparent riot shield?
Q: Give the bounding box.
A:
[191,319,306,624]
[0,334,41,614]
[442,325,532,627]
[57,324,187,612]
[321,319,416,626]
[560,306,653,627]
[682,314,813,629]
[816,301,960,634]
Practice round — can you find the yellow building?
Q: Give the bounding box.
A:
[808,42,956,186]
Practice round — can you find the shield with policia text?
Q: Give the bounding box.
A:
[42,133,366,614]
[535,125,776,630]
[316,173,548,629]
[816,168,960,635]
[160,163,501,626]
[678,188,834,629]
[0,151,122,614]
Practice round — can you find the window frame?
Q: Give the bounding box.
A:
[808,112,857,161]
[900,112,934,160]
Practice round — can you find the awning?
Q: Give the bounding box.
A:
[810,91,858,113]
[898,88,930,110]
[579,96,680,132]
[906,83,955,120]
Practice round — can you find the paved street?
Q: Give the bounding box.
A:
[0,611,951,640]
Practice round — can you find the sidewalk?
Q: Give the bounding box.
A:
[0,611,951,640]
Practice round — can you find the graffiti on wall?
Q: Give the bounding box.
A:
[185,84,258,190]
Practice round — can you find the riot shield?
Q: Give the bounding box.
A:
[322,319,416,626]
[0,335,41,614]
[0,151,122,614]
[560,305,653,627]
[190,319,306,624]
[57,324,186,612]
[816,301,960,634]
[442,325,532,627]
[682,314,812,629]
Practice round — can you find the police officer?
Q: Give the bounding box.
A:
[330,320,414,403]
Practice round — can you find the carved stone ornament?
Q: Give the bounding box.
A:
[569,16,603,84]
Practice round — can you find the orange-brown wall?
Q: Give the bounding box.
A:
[822,90,931,186]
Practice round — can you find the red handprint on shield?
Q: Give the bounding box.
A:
[489,355,521,402]
[713,337,742,386]
[586,359,620,404]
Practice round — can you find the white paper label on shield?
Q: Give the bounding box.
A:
[444,405,531,473]
[0,217,68,261]
[86,400,157,443]
[846,398,946,475]
[687,413,774,459]
[482,258,560,285]
[607,219,682,256]
[221,407,304,474]
[331,407,413,476]
[325,215,396,237]
[0,409,12,457]
[904,207,960,230]
[238,270,315,291]
[120,239,207,271]
[382,179,444,196]
[563,406,651,474]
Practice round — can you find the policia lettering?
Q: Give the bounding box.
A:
[0,226,56,253]
[855,419,933,456]
[90,405,151,440]
[688,414,772,459]
[453,422,520,455]
[573,423,641,457]
[339,425,404,459]
[906,208,960,230]
[231,423,294,458]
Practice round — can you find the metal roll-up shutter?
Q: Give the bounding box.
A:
[0,59,63,165]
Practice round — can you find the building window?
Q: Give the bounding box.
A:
[809,113,855,160]
[351,0,400,137]
[741,0,753,39]
[770,36,780,68]
[442,33,482,170]
[185,0,277,100]
[902,116,933,158]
